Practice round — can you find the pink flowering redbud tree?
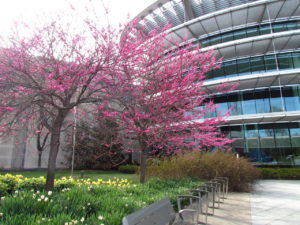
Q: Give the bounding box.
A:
[102,22,236,183]
[0,14,120,190]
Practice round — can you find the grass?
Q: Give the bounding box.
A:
[0,177,203,225]
[0,170,138,182]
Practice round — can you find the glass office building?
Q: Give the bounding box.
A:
[135,0,300,165]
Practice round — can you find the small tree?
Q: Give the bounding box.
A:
[0,12,120,190]
[102,22,235,183]
[64,117,124,170]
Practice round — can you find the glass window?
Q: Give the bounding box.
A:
[270,88,284,112]
[220,126,230,138]
[250,56,265,73]
[242,92,256,114]
[212,65,225,79]
[234,30,247,40]
[258,124,274,137]
[286,21,299,30]
[237,58,250,76]
[277,53,293,70]
[292,52,300,68]
[259,25,271,35]
[264,55,277,71]
[214,95,228,116]
[254,89,271,113]
[223,61,237,78]
[274,124,291,148]
[227,93,243,115]
[282,86,300,111]
[272,23,287,33]
[201,39,210,47]
[247,27,259,37]
[290,122,300,147]
[274,123,289,137]
[290,123,300,136]
[245,124,259,138]
[210,35,222,45]
[230,125,244,139]
[221,32,234,43]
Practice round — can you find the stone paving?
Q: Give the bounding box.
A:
[183,180,300,225]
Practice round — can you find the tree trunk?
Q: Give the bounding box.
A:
[45,112,66,191]
[139,150,147,183]
[38,151,42,169]
[138,137,148,184]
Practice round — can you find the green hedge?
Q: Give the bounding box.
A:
[118,165,139,174]
[259,168,300,179]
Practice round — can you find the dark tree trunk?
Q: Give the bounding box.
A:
[45,112,66,191]
[38,151,42,169]
[138,137,147,184]
[139,150,147,183]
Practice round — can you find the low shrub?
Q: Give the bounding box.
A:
[146,151,260,192]
[118,165,139,174]
[259,168,300,179]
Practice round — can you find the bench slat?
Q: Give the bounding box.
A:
[122,198,174,225]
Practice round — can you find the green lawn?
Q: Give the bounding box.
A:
[0,170,138,182]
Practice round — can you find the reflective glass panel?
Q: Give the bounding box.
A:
[277,53,293,70]
[242,92,256,114]
[292,52,300,68]
[270,88,284,112]
[264,55,277,71]
[282,86,300,111]
[250,57,265,73]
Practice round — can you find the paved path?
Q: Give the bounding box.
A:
[251,180,300,225]
[194,180,300,225]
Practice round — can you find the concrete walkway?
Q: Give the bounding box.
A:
[184,180,300,225]
[251,180,300,225]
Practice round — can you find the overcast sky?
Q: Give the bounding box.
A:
[0,0,156,34]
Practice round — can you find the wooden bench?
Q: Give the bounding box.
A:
[122,198,176,225]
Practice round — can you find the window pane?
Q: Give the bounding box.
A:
[245,124,259,138]
[250,56,265,73]
[277,53,293,70]
[274,123,289,137]
[201,39,210,47]
[270,88,284,112]
[247,27,259,37]
[230,125,244,138]
[210,36,222,45]
[292,52,300,68]
[242,92,256,114]
[272,23,286,33]
[254,89,271,113]
[221,32,233,42]
[224,61,237,78]
[260,25,271,35]
[234,30,247,40]
[258,124,274,137]
[212,65,225,79]
[227,93,243,115]
[265,55,277,71]
[282,86,300,111]
[237,58,250,76]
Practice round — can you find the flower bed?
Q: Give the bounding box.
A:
[0,174,202,225]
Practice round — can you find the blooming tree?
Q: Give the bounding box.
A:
[102,22,236,183]
[0,13,120,190]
